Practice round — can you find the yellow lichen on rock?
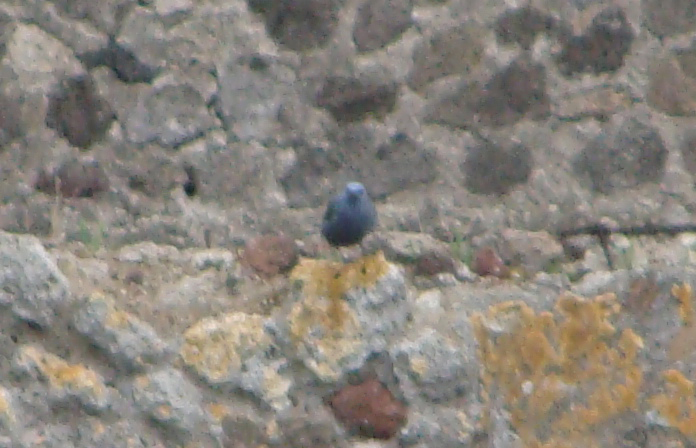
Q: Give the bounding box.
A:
[180,312,271,383]
[472,293,644,447]
[649,369,696,438]
[287,251,393,380]
[18,345,107,399]
[672,283,694,326]
[290,251,389,331]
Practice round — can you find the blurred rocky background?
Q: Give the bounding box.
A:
[3,0,696,446]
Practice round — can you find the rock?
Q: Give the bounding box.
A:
[0,386,17,436]
[72,292,172,372]
[187,248,237,271]
[79,38,159,84]
[180,312,292,411]
[365,231,451,264]
[407,24,485,91]
[215,54,297,141]
[495,6,565,49]
[399,408,475,447]
[463,138,533,195]
[132,368,220,445]
[35,157,110,198]
[643,0,696,38]
[472,246,508,278]
[0,93,25,149]
[392,328,472,402]
[328,378,407,439]
[123,83,217,147]
[241,233,299,277]
[425,56,550,129]
[647,54,696,117]
[359,133,438,201]
[276,398,348,448]
[498,229,565,274]
[352,0,412,53]
[281,131,438,207]
[4,23,83,93]
[556,7,634,76]
[12,345,116,414]
[269,252,410,381]
[573,115,668,194]
[247,0,341,51]
[0,231,71,329]
[316,75,399,123]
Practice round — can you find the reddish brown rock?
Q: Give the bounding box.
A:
[472,246,508,278]
[329,378,407,439]
[242,233,299,278]
[414,251,456,276]
[35,158,110,198]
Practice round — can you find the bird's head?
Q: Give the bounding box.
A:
[345,182,366,205]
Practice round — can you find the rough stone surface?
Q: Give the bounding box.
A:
[574,115,668,194]
[0,231,71,328]
[425,56,550,129]
[392,328,471,402]
[132,367,220,445]
[329,377,407,439]
[35,157,110,198]
[407,23,484,92]
[4,0,696,446]
[352,0,413,53]
[123,83,217,147]
[45,75,115,149]
[270,252,410,381]
[72,292,171,372]
[316,75,399,123]
[11,345,115,414]
[463,137,533,195]
[556,7,634,76]
[643,0,696,38]
[180,311,292,411]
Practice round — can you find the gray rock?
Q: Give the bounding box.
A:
[0,231,71,328]
[27,0,108,55]
[15,418,154,448]
[72,292,172,372]
[498,229,565,274]
[216,54,297,141]
[407,23,485,91]
[3,22,84,94]
[269,253,411,381]
[574,115,668,194]
[180,312,292,411]
[392,327,473,402]
[11,345,117,414]
[352,0,413,53]
[366,231,451,264]
[124,83,217,147]
[399,408,475,447]
[426,56,550,129]
[132,368,220,444]
[643,0,696,38]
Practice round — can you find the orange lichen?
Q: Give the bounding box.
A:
[672,283,693,326]
[472,293,644,447]
[649,370,696,438]
[207,403,229,422]
[669,283,696,362]
[290,251,389,331]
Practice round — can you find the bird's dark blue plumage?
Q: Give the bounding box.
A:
[321,182,377,247]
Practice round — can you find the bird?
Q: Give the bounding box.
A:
[322,182,377,247]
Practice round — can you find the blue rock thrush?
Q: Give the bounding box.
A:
[322,182,377,247]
